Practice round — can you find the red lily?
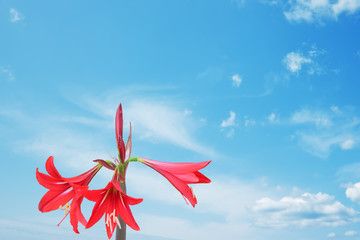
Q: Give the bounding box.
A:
[36,156,102,233]
[138,158,211,207]
[84,168,143,239]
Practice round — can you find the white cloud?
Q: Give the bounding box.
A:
[340,139,355,150]
[244,116,256,127]
[184,109,192,116]
[290,107,360,158]
[226,128,235,138]
[221,111,236,127]
[67,91,217,158]
[125,100,216,158]
[284,51,312,73]
[345,230,358,236]
[331,105,341,114]
[268,112,278,123]
[282,0,360,23]
[346,182,360,204]
[327,232,336,238]
[232,74,242,87]
[296,132,356,158]
[0,66,15,81]
[291,109,332,127]
[10,8,25,22]
[253,192,358,227]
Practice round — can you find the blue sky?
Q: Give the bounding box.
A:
[1,0,360,239]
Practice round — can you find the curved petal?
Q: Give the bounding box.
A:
[39,188,74,212]
[86,189,110,229]
[117,191,140,231]
[83,188,107,202]
[194,171,211,183]
[173,172,199,183]
[122,193,143,206]
[141,158,211,173]
[125,122,132,160]
[158,170,197,207]
[115,104,123,142]
[36,169,69,190]
[45,156,62,178]
[105,191,117,239]
[74,197,87,227]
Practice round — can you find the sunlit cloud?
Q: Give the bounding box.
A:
[253,192,358,227]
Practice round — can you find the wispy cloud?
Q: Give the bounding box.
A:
[268,112,279,123]
[62,87,217,158]
[232,74,242,87]
[10,8,25,22]
[221,111,236,127]
[274,0,360,23]
[221,111,236,138]
[327,232,336,238]
[253,192,358,227]
[344,230,358,236]
[290,107,359,158]
[291,109,332,127]
[0,66,15,81]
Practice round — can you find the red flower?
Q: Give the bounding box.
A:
[36,156,102,233]
[84,168,143,239]
[138,158,211,207]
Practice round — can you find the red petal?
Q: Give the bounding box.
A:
[115,103,123,142]
[45,156,62,178]
[105,191,117,239]
[141,158,211,173]
[83,188,106,202]
[115,104,126,162]
[74,196,87,227]
[86,189,110,229]
[39,188,74,212]
[173,172,199,183]
[122,193,143,205]
[194,171,211,183]
[146,166,197,207]
[117,191,140,231]
[36,169,69,190]
[125,122,132,160]
[64,165,100,185]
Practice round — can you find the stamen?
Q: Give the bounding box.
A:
[59,202,71,215]
[106,209,117,233]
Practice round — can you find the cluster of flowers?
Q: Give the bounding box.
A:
[36,103,211,239]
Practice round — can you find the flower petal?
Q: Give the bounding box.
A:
[117,191,140,231]
[86,189,110,229]
[141,158,211,173]
[45,156,62,178]
[36,169,69,190]
[39,188,74,212]
[125,122,132,160]
[122,193,143,206]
